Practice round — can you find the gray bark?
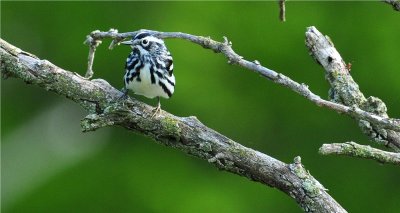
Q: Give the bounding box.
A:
[306,26,400,151]
[1,38,346,213]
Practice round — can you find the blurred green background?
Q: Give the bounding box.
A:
[2,1,400,212]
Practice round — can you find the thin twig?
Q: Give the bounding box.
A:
[319,142,400,165]
[83,29,400,135]
[279,0,286,22]
[305,26,400,152]
[1,38,346,213]
[85,44,96,79]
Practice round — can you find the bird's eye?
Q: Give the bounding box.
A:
[142,39,149,46]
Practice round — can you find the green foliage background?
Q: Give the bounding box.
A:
[2,2,400,212]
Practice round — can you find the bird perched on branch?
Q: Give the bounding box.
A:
[120,32,175,117]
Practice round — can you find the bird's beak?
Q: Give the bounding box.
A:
[120,40,133,45]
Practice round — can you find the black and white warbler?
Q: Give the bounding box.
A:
[121,32,175,116]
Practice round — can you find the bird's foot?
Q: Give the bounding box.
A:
[74,72,92,80]
[151,104,162,118]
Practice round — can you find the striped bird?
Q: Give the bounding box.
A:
[121,32,175,117]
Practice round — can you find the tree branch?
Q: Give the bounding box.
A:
[319,142,400,165]
[1,39,346,212]
[84,28,400,146]
[305,26,400,152]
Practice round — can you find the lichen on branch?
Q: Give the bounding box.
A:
[1,38,346,213]
[319,142,400,165]
[305,26,400,151]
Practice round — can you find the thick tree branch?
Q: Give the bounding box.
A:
[305,26,400,152]
[1,38,346,212]
[319,142,400,165]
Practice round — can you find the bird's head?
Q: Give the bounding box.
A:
[121,32,166,55]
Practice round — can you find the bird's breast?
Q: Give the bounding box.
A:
[125,63,175,99]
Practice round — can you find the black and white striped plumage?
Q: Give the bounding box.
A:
[121,32,175,114]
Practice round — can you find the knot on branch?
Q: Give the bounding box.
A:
[208,152,245,176]
[223,36,232,46]
[364,96,388,117]
[81,113,114,132]
[84,33,102,47]
[358,120,389,146]
[197,36,215,50]
[208,153,230,166]
[299,83,312,98]
[289,156,327,199]
[80,101,133,132]
[208,36,242,64]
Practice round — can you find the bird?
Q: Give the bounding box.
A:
[120,32,175,117]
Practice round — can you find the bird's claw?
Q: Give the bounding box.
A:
[151,105,161,118]
[74,72,91,80]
